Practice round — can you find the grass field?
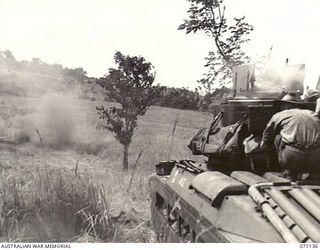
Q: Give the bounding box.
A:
[0,94,210,242]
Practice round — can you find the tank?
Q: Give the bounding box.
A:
[149,64,320,243]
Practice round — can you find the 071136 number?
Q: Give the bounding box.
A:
[300,244,318,249]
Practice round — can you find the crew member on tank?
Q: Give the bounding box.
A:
[260,97,320,180]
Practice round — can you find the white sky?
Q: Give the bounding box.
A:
[0,0,319,89]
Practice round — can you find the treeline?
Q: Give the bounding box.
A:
[0,49,88,83]
[198,86,233,111]
[0,49,232,111]
[153,86,232,111]
[0,49,98,99]
[155,86,201,110]
[97,83,232,111]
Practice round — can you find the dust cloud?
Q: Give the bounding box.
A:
[0,70,102,150]
[13,93,77,148]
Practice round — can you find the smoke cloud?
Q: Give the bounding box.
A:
[0,70,102,150]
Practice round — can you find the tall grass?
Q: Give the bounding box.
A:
[0,154,155,242]
[0,166,112,242]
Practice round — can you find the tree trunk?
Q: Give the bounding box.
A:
[122,144,129,171]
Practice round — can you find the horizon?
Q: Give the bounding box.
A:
[0,0,319,89]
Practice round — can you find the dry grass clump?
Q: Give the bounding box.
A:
[0,166,114,242]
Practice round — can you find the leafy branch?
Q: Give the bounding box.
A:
[178,0,253,89]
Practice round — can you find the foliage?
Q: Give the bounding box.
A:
[0,50,88,83]
[153,85,232,111]
[178,0,253,89]
[96,51,159,170]
[197,86,232,111]
[0,49,102,101]
[155,86,200,110]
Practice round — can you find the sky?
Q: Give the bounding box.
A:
[0,0,319,89]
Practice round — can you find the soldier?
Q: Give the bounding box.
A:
[260,98,320,180]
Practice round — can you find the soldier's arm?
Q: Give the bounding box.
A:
[261,122,275,149]
[260,113,282,149]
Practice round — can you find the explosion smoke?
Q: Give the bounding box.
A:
[0,69,98,150]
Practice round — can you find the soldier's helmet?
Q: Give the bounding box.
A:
[304,89,320,102]
[282,92,299,101]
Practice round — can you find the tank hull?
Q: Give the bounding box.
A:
[149,161,320,243]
